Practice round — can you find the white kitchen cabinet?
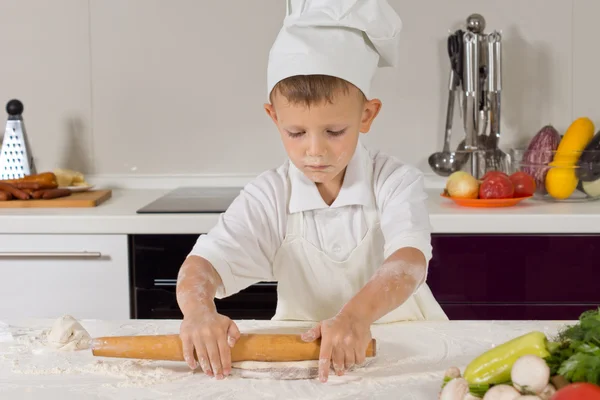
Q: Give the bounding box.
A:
[0,234,129,320]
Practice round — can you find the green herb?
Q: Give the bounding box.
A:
[545,307,600,385]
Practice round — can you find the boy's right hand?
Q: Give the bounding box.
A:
[179,310,241,379]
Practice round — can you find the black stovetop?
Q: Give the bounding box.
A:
[136,186,243,214]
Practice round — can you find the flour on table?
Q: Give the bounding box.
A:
[44,315,91,351]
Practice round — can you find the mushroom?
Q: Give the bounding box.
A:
[538,384,556,400]
[510,355,550,395]
[464,394,482,400]
[482,384,520,400]
[445,366,462,380]
[515,397,541,400]
[440,378,470,400]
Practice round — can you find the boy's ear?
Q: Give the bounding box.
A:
[359,99,382,133]
[264,103,278,124]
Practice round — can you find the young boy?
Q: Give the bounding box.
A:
[176,0,447,383]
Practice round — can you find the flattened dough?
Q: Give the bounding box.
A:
[231,360,319,380]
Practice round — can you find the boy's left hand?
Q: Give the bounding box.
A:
[300,312,372,383]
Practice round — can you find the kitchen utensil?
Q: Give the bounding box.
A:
[91,333,377,362]
[0,189,111,208]
[0,99,35,179]
[440,193,532,208]
[448,30,463,82]
[484,31,508,171]
[428,32,470,175]
[433,14,506,180]
[463,31,479,152]
[428,69,465,176]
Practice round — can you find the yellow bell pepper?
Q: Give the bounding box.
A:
[463,331,550,385]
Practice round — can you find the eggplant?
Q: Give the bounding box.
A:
[576,130,600,182]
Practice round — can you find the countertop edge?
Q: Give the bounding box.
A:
[0,174,598,234]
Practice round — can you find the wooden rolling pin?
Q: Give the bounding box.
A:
[91,333,376,362]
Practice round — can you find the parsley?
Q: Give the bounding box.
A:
[545,307,600,385]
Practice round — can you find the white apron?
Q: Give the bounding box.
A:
[271,196,449,324]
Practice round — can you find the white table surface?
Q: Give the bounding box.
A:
[0,318,570,400]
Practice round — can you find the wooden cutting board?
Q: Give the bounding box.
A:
[0,190,112,208]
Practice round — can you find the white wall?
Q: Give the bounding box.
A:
[0,1,594,178]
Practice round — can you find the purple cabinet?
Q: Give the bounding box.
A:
[427,234,600,320]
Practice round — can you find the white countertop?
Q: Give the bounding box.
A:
[0,186,599,234]
[0,318,569,400]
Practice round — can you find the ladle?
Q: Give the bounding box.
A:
[428,70,470,176]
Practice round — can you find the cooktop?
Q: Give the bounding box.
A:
[136,186,243,214]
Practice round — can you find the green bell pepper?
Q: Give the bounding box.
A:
[463,331,550,385]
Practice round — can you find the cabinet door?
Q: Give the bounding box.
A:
[0,234,129,320]
[427,234,600,320]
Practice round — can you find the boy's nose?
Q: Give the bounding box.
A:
[307,136,327,157]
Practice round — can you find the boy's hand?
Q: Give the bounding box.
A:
[179,310,241,379]
[301,312,372,383]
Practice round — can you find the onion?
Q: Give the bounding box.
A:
[446,171,479,199]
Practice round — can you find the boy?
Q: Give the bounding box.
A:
[176,0,447,383]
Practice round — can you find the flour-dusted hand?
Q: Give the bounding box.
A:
[301,312,372,383]
[179,310,241,379]
[176,255,241,379]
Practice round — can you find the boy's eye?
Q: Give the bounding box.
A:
[287,131,304,138]
[327,129,346,136]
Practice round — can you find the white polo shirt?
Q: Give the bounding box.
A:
[189,141,433,299]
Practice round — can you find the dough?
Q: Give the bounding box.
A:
[231,360,320,380]
[45,315,91,351]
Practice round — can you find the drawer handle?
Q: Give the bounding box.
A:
[0,251,102,259]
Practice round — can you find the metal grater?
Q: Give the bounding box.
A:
[0,99,35,179]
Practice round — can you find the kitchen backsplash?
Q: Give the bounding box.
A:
[0,0,596,178]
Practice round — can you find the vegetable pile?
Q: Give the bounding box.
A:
[444,170,536,200]
[522,118,600,199]
[546,308,600,385]
[439,308,600,399]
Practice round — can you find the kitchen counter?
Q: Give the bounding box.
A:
[0,318,569,400]
[0,187,599,234]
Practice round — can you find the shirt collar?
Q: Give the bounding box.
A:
[288,141,374,213]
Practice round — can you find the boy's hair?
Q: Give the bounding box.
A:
[269,75,366,106]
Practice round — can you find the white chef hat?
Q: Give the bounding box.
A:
[267,0,403,100]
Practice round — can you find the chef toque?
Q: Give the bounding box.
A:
[267,0,403,99]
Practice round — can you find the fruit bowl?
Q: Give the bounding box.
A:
[510,148,600,202]
[440,193,533,208]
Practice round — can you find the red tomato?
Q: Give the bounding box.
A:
[551,383,600,400]
[509,171,537,197]
[479,175,514,199]
[482,170,509,181]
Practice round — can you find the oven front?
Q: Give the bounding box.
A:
[129,234,278,320]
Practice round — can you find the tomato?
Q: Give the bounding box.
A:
[482,170,509,181]
[509,171,537,197]
[479,175,514,199]
[551,383,600,400]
